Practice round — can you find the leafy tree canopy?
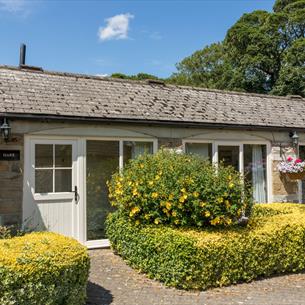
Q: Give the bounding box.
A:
[111,72,160,81]
[170,0,305,96]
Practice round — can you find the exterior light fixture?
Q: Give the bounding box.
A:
[289,131,299,154]
[291,131,299,147]
[0,118,11,142]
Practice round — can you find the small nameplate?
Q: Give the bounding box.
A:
[0,150,20,161]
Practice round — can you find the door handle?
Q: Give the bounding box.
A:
[74,185,78,202]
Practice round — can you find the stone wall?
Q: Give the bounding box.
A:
[0,134,24,226]
[271,142,299,203]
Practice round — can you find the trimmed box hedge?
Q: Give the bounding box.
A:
[0,232,90,305]
[106,203,305,290]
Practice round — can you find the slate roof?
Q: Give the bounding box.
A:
[0,65,305,129]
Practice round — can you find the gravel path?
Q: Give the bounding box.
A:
[87,249,305,305]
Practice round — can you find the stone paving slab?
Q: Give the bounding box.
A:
[87,249,305,305]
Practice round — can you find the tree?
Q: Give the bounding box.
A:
[168,43,236,90]
[170,0,305,96]
[111,72,160,81]
[271,38,305,96]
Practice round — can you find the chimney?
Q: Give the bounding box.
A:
[19,43,26,66]
[18,44,43,71]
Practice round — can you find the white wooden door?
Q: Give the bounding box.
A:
[23,139,79,239]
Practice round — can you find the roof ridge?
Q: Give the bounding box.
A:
[0,64,303,102]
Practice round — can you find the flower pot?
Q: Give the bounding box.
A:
[286,172,305,180]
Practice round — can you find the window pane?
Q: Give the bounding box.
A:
[55,145,72,167]
[185,143,212,160]
[35,144,53,168]
[123,141,153,165]
[55,169,72,192]
[244,144,267,203]
[35,169,53,193]
[218,145,239,171]
[86,140,119,240]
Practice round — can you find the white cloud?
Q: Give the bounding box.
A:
[0,0,25,12]
[98,13,134,41]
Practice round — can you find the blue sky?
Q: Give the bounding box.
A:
[0,0,274,78]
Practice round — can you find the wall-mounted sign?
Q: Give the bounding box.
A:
[0,150,20,161]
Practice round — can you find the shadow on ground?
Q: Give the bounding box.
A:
[86,281,113,305]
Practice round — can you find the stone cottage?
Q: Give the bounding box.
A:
[0,65,304,247]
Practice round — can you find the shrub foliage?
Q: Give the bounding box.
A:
[0,232,90,305]
[108,150,252,227]
[107,203,305,290]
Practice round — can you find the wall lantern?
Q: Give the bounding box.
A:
[290,131,299,150]
[0,118,11,142]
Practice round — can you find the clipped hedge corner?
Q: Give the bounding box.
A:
[106,203,305,290]
[0,232,90,305]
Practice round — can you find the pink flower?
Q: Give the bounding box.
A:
[287,156,293,162]
[295,158,302,163]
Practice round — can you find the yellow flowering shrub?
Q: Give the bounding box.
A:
[106,203,305,290]
[108,150,252,227]
[0,232,90,305]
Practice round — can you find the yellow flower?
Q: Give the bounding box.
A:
[193,191,199,198]
[132,188,139,196]
[174,219,180,225]
[155,175,160,180]
[148,181,154,186]
[154,219,160,225]
[135,220,140,225]
[228,175,232,180]
[217,197,224,203]
[139,164,144,169]
[200,202,206,207]
[226,218,232,225]
[151,192,159,199]
[172,211,177,217]
[229,182,235,189]
[210,217,220,226]
[168,194,174,200]
[225,200,231,208]
[181,188,186,193]
[179,196,186,203]
[127,181,132,186]
[131,206,140,214]
[144,214,150,220]
[205,211,211,217]
[165,202,172,210]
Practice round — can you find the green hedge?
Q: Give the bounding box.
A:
[0,232,90,305]
[106,203,305,290]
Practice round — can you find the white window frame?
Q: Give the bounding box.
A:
[83,137,157,249]
[182,139,272,203]
[30,138,78,201]
[298,143,305,203]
